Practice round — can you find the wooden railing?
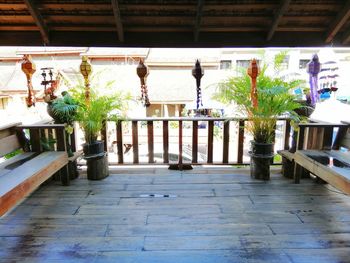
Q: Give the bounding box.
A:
[98,117,292,166]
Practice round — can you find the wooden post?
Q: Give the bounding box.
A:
[116,121,123,164]
[163,120,169,163]
[207,120,214,163]
[192,120,198,163]
[132,121,139,164]
[223,121,230,163]
[237,120,245,164]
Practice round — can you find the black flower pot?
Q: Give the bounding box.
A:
[83,140,109,180]
[83,141,105,155]
[249,141,274,180]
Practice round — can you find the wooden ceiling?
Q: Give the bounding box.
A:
[1,0,350,47]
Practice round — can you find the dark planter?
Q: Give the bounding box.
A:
[86,152,109,180]
[83,140,104,155]
[83,140,109,180]
[249,141,274,180]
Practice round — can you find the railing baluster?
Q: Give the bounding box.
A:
[101,120,108,152]
[116,121,123,164]
[284,119,291,150]
[222,120,229,163]
[207,120,214,163]
[30,129,41,152]
[178,120,183,166]
[237,120,245,164]
[132,121,139,164]
[163,120,169,163]
[192,121,198,163]
[147,121,154,163]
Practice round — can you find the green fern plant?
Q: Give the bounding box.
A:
[213,58,305,143]
[70,79,131,144]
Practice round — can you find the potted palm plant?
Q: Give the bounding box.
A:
[71,80,131,180]
[213,57,304,180]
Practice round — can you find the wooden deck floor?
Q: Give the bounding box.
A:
[1,166,350,263]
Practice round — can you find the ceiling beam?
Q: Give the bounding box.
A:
[266,0,291,41]
[194,0,204,41]
[325,0,350,43]
[111,0,124,42]
[23,0,50,45]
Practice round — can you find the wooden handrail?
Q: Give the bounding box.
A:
[102,117,292,166]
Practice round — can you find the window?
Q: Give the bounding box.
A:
[220,60,232,70]
[299,59,310,70]
[0,97,8,110]
[276,55,289,71]
[236,60,261,70]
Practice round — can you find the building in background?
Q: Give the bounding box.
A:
[1,47,350,124]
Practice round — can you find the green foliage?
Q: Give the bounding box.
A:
[51,92,79,125]
[4,149,23,160]
[70,78,131,144]
[212,54,305,143]
[40,137,56,151]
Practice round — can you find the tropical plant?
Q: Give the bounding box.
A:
[70,80,131,145]
[212,60,305,143]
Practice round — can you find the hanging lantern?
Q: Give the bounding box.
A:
[136,59,150,107]
[192,59,204,110]
[21,54,36,107]
[247,59,259,109]
[306,54,321,105]
[80,56,92,106]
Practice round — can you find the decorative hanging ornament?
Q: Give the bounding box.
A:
[247,59,259,109]
[41,67,57,103]
[21,54,36,107]
[80,56,92,106]
[306,54,321,105]
[136,59,150,107]
[192,59,204,110]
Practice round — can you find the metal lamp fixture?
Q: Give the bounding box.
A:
[136,59,150,107]
[21,54,37,107]
[80,56,92,106]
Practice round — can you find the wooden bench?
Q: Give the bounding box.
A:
[0,123,70,216]
[293,122,350,194]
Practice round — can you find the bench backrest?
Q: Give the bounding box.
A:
[0,123,22,158]
[339,127,350,150]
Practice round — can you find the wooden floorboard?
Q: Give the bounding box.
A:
[0,166,350,262]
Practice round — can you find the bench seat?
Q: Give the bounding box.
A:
[295,149,350,194]
[0,151,68,216]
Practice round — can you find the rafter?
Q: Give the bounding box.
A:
[325,0,350,43]
[266,0,291,41]
[23,0,49,45]
[111,0,124,42]
[194,0,204,42]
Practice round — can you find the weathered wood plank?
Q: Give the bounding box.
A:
[132,121,139,164]
[116,121,123,164]
[222,121,230,163]
[147,121,154,163]
[237,120,245,163]
[163,120,169,163]
[192,120,198,163]
[207,120,214,163]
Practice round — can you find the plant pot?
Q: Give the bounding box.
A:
[85,152,109,180]
[250,155,272,180]
[249,141,274,180]
[83,140,104,155]
[250,141,274,155]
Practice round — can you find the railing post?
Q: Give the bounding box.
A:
[116,120,123,164]
[207,120,214,163]
[178,120,183,168]
[222,120,230,163]
[132,121,139,164]
[237,120,245,164]
[163,120,169,163]
[192,120,198,163]
[147,120,154,163]
[284,119,291,150]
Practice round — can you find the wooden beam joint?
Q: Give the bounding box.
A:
[24,0,50,45]
[267,0,291,41]
[111,0,124,42]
